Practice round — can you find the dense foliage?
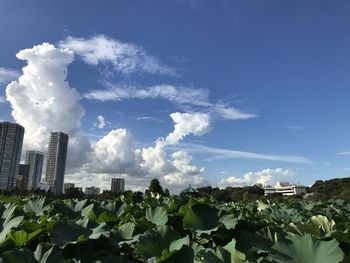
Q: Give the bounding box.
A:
[311,177,350,201]
[0,193,349,262]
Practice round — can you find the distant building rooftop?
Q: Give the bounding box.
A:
[182,185,198,193]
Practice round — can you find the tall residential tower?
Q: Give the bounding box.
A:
[25,150,44,190]
[0,122,24,190]
[45,132,68,194]
[111,178,125,194]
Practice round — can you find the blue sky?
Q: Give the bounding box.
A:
[0,0,349,191]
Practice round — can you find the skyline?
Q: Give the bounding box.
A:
[0,1,350,192]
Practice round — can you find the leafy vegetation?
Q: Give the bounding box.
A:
[0,193,348,262]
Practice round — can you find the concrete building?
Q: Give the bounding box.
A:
[0,122,24,190]
[264,182,306,196]
[25,150,44,190]
[63,183,75,194]
[45,132,69,194]
[84,186,100,196]
[16,164,30,191]
[111,178,125,194]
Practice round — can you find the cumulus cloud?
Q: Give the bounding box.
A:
[84,84,256,121]
[5,41,209,193]
[79,112,210,192]
[85,129,140,174]
[218,168,296,188]
[59,35,176,75]
[94,115,106,129]
[6,43,90,169]
[0,68,20,85]
[158,112,211,147]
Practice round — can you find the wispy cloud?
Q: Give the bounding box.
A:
[0,68,20,85]
[59,35,177,76]
[0,96,6,104]
[170,142,312,164]
[287,125,304,130]
[136,116,165,123]
[337,151,350,156]
[84,84,257,121]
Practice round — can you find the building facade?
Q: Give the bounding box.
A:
[16,164,30,191]
[45,132,69,194]
[0,122,24,190]
[84,186,100,196]
[264,182,306,196]
[111,178,125,194]
[25,150,44,190]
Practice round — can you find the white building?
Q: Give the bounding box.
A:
[25,150,44,190]
[264,182,306,196]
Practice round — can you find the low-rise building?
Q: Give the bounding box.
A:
[84,186,100,196]
[264,182,306,196]
[63,183,75,194]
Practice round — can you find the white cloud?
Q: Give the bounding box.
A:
[6,43,90,169]
[84,84,210,106]
[218,168,296,188]
[211,102,257,120]
[79,112,210,192]
[0,68,19,85]
[0,96,6,104]
[5,41,208,193]
[85,129,141,174]
[94,115,106,129]
[170,143,312,164]
[136,116,164,123]
[59,35,176,75]
[84,84,256,121]
[158,112,211,147]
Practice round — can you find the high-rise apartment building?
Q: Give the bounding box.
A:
[111,178,125,194]
[25,150,44,190]
[45,132,68,194]
[0,122,24,190]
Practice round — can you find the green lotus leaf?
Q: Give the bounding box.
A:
[270,234,344,263]
[219,214,238,230]
[146,206,168,227]
[8,228,43,247]
[1,248,36,263]
[23,197,49,216]
[310,215,336,233]
[50,221,92,247]
[0,215,24,244]
[157,245,194,263]
[135,225,180,260]
[34,243,64,263]
[183,204,219,231]
[169,235,189,252]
